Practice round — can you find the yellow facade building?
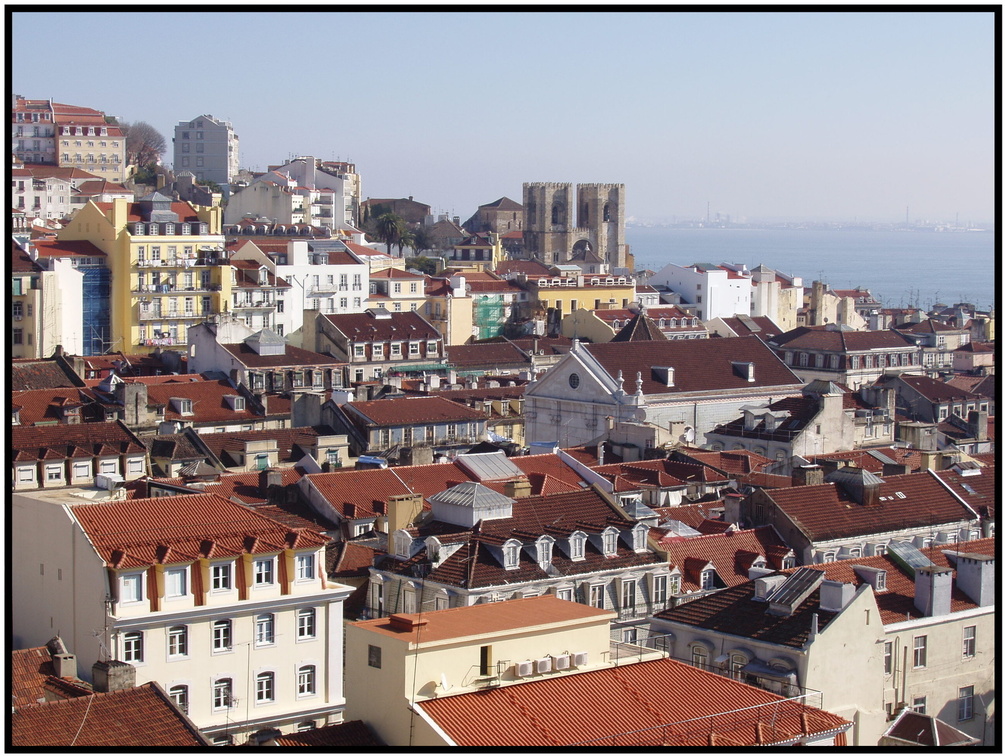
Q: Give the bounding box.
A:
[57,193,227,355]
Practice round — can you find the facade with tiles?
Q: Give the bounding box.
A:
[11,490,353,743]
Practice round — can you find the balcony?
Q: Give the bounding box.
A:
[139,310,200,321]
[233,301,274,310]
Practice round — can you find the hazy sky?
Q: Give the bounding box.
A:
[11,10,995,223]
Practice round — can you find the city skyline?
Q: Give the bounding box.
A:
[11,10,996,224]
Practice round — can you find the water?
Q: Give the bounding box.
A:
[626,227,997,312]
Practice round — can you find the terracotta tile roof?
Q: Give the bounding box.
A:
[329,540,381,578]
[171,467,307,507]
[71,492,328,569]
[275,720,382,747]
[434,384,526,404]
[894,373,983,403]
[29,238,107,258]
[655,502,725,529]
[495,260,553,277]
[11,645,90,706]
[10,683,208,748]
[220,342,343,368]
[322,309,441,342]
[356,595,612,643]
[894,318,963,335]
[768,326,916,353]
[12,420,147,462]
[370,267,423,280]
[418,656,850,747]
[610,312,670,342]
[884,710,980,746]
[74,179,131,196]
[12,243,43,273]
[673,448,774,476]
[11,387,102,425]
[659,526,793,591]
[19,165,102,182]
[143,378,262,423]
[446,341,532,368]
[463,278,524,294]
[716,315,785,340]
[195,424,336,466]
[92,200,205,224]
[584,336,802,395]
[931,464,995,519]
[760,470,978,542]
[807,447,926,474]
[345,395,487,427]
[508,335,574,355]
[11,359,85,391]
[146,432,204,462]
[710,394,825,441]
[391,488,662,590]
[594,305,692,323]
[342,241,390,259]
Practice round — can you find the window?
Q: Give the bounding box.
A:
[700,569,715,590]
[45,464,62,481]
[167,626,188,657]
[213,678,233,710]
[884,641,893,675]
[165,567,187,598]
[254,558,274,586]
[963,625,976,658]
[729,652,747,678]
[122,631,143,662]
[255,613,275,645]
[254,672,275,703]
[212,620,232,652]
[168,685,188,714]
[590,584,605,609]
[298,608,317,639]
[368,644,382,668]
[912,696,927,714]
[297,721,316,732]
[623,627,638,644]
[913,635,927,668]
[503,541,520,569]
[294,553,315,581]
[691,645,708,669]
[603,529,618,556]
[958,686,974,721]
[556,587,573,602]
[211,563,231,590]
[668,575,682,595]
[479,645,493,675]
[121,573,144,603]
[621,579,636,610]
[297,665,316,696]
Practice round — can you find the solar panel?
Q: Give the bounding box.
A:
[886,540,934,577]
[768,566,824,608]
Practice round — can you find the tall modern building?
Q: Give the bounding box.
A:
[172,114,239,186]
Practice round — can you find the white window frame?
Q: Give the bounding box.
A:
[210,562,232,591]
[122,631,144,663]
[164,566,188,598]
[255,672,275,704]
[120,572,144,604]
[212,678,233,710]
[295,553,315,581]
[253,557,275,586]
[589,583,605,609]
[913,635,927,668]
[962,625,976,658]
[958,685,974,721]
[297,665,317,697]
[297,608,317,640]
[212,619,233,653]
[167,625,188,658]
[255,613,276,646]
[168,684,189,714]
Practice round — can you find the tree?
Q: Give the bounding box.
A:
[411,226,434,256]
[122,121,167,167]
[396,228,415,257]
[372,212,406,256]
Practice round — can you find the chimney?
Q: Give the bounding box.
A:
[953,553,994,606]
[259,467,284,493]
[792,464,824,487]
[386,493,424,532]
[116,381,150,427]
[913,565,953,617]
[46,637,77,679]
[818,580,856,612]
[882,463,911,476]
[967,410,988,441]
[91,659,136,693]
[504,478,532,498]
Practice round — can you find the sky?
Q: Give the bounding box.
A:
[11,10,996,224]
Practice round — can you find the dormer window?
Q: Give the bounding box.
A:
[631,523,648,552]
[120,572,144,603]
[569,531,587,560]
[752,556,767,570]
[393,530,413,559]
[536,536,554,567]
[503,539,521,570]
[602,527,618,557]
[171,397,194,415]
[700,567,716,590]
[133,222,145,235]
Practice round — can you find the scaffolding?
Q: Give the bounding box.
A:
[474,294,505,339]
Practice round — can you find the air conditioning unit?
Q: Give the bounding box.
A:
[535,657,552,674]
[552,654,571,671]
[515,660,534,678]
[572,652,588,667]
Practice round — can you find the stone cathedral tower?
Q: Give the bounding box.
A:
[522,182,631,270]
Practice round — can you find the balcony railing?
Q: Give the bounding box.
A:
[139,310,200,321]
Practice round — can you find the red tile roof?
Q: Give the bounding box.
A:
[418,656,850,747]
[346,395,487,427]
[807,446,928,473]
[756,470,979,542]
[12,420,147,463]
[10,682,208,748]
[143,379,262,423]
[71,492,328,569]
[11,387,101,425]
[322,309,441,342]
[92,200,205,224]
[893,373,983,403]
[768,326,916,352]
[11,646,90,706]
[446,341,532,368]
[30,238,107,258]
[274,720,382,747]
[11,359,85,391]
[19,165,103,182]
[220,342,343,368]
[659,526,793,591]
[12,243,43,273]
[715,315,785,340]
[584,336,802,395]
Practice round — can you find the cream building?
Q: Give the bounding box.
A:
[343,596,625,746]
[12,488,353,745]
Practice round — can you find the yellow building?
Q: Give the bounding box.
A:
[424,274,475,346]
[520,270,636,335]
[57,192,227,355]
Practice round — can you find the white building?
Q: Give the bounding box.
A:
[11,488,353,745]
[11,165,71,220]
[173,114,240,187]
[649,262,753,321]
[230,239,370,346]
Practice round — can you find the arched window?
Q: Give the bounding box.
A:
[729,651,748,678]
[297,665,316,696]
[569,531,587,560]
[691,644,709,669]
[602,528,618,556]
[603,203,612,222]
[255,613,275,645]
[503,540,521,569]
[255,672,275,703]
[551,203,563,226]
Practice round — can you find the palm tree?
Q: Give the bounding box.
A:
[396,228,416,257]
[373,213,405,256]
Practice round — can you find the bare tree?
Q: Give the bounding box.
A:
[122,121,167,167]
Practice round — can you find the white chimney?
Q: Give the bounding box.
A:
[914,565,953,617]
[953,553,994,606]
[818,580,855,612]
